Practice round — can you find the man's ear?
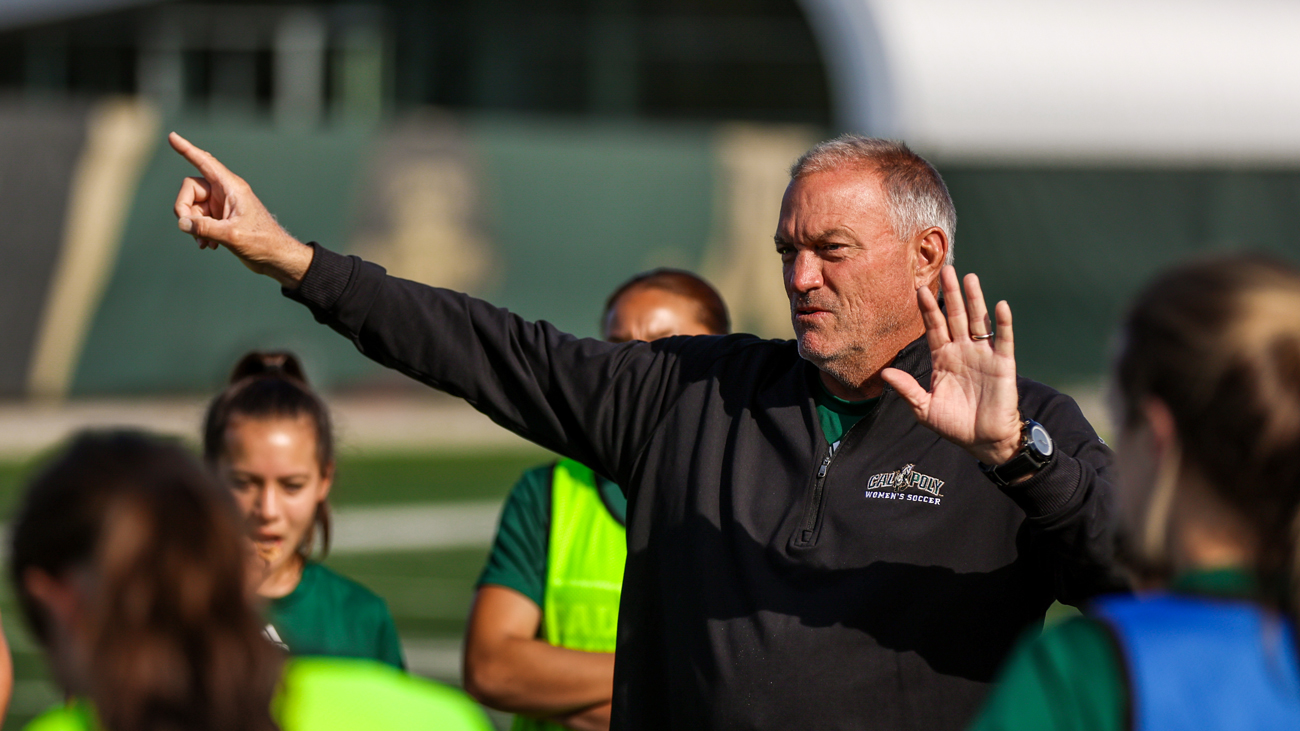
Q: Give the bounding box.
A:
[914,227,948,293]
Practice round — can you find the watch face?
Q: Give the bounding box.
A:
[1029,424,1054,456]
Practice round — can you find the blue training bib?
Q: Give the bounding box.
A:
[1093,593,1300,731]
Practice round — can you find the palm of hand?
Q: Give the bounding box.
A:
[921,338,1019,459]
[881,267,1023,466]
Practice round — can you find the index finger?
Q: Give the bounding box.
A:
[168,132,234,183]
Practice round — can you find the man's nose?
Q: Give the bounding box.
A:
[788,251,823,293]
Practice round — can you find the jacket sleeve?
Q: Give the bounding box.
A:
[1000,381,1130,605]
[284,244,694,484]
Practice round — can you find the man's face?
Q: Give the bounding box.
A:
[775,168,923,376]
[603,286,716,343]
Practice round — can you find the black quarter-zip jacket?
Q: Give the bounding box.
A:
[288,245,1124,731]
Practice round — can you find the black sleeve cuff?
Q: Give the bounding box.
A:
[284,242,355,311]
[1000,453,1081,518]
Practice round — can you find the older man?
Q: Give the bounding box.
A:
[170,132,1121,730]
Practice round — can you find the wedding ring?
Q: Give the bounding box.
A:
[971,332,994,341]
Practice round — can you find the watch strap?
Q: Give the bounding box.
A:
[980,420,1054,487]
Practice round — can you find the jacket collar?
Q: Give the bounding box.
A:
[888,333,932,382]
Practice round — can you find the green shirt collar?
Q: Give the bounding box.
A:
[1169,567,1257,598]
[813,376,881,415]
[812,376,881,445]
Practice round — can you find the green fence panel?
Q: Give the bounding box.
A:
[944,166,1300,386]
[72,117,377,395]
[466,115,716,338]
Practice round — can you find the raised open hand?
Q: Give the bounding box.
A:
[169,132,313,288]
[881,266,1023,467]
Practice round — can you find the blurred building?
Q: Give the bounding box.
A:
[0,0,829,124]
[2,0,1300,400]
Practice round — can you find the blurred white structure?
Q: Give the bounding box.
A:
[800,0,1300,163]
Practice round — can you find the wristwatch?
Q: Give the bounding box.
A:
[980,419,1055,487]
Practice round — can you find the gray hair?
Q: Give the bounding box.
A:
[790,135,956,266]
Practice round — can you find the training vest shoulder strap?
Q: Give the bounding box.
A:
[513,460,626,731]
[543,458,626,651]
[1093,593,1300,731]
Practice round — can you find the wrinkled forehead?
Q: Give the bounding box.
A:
[777,168,890,237]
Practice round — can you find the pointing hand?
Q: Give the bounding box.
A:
[169,132,313,288]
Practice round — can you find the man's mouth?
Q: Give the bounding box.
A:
[795,306,831,318]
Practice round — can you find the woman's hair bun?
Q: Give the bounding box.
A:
[228,351,308,385]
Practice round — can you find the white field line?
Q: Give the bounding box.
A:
[330,500,502,554]
[402,637,465,681]
[0,501,503,563]
[0,395,538,460]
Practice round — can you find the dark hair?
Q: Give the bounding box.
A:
[10,430,282,731]
[202,351,333,557]
[602,269,730,336]
[1115,253,1300,620]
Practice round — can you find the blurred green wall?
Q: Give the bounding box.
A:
[9,109,1296,396]
[70,114,719,394]
[944,168,1300,386]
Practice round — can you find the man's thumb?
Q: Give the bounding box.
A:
[881,367,928,413]
[179,215,229,243]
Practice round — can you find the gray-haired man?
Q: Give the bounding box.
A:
[169,131,1122,730]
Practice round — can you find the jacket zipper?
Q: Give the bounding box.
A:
[797,447,836,544]
[795,401,877,545]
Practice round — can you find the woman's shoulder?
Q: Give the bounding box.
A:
[1034,613,1123,660]
[968,615,1126,731]
[301,563,391,613]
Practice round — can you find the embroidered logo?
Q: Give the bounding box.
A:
[865,463,945,505]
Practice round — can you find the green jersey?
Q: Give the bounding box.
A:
[266,562,405,670]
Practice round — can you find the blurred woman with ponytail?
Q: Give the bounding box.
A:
[13,430,492,731]
[204,352,404,669]
[970,254,1300,730]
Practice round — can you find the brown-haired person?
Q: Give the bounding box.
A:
[970,254,1300,730]
[204,352,403,669]
[463,270,729,731]
[12,430,493,731]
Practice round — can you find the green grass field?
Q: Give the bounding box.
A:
[0,448,550,730]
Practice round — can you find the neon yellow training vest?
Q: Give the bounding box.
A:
[513,459,627,731]
[25,658,493,731]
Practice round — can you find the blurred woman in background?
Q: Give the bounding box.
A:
[970,254,1300,730]
[204,352,403,669]
[11,429,491,731]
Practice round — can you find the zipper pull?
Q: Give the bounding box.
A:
[817,453,832,479]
